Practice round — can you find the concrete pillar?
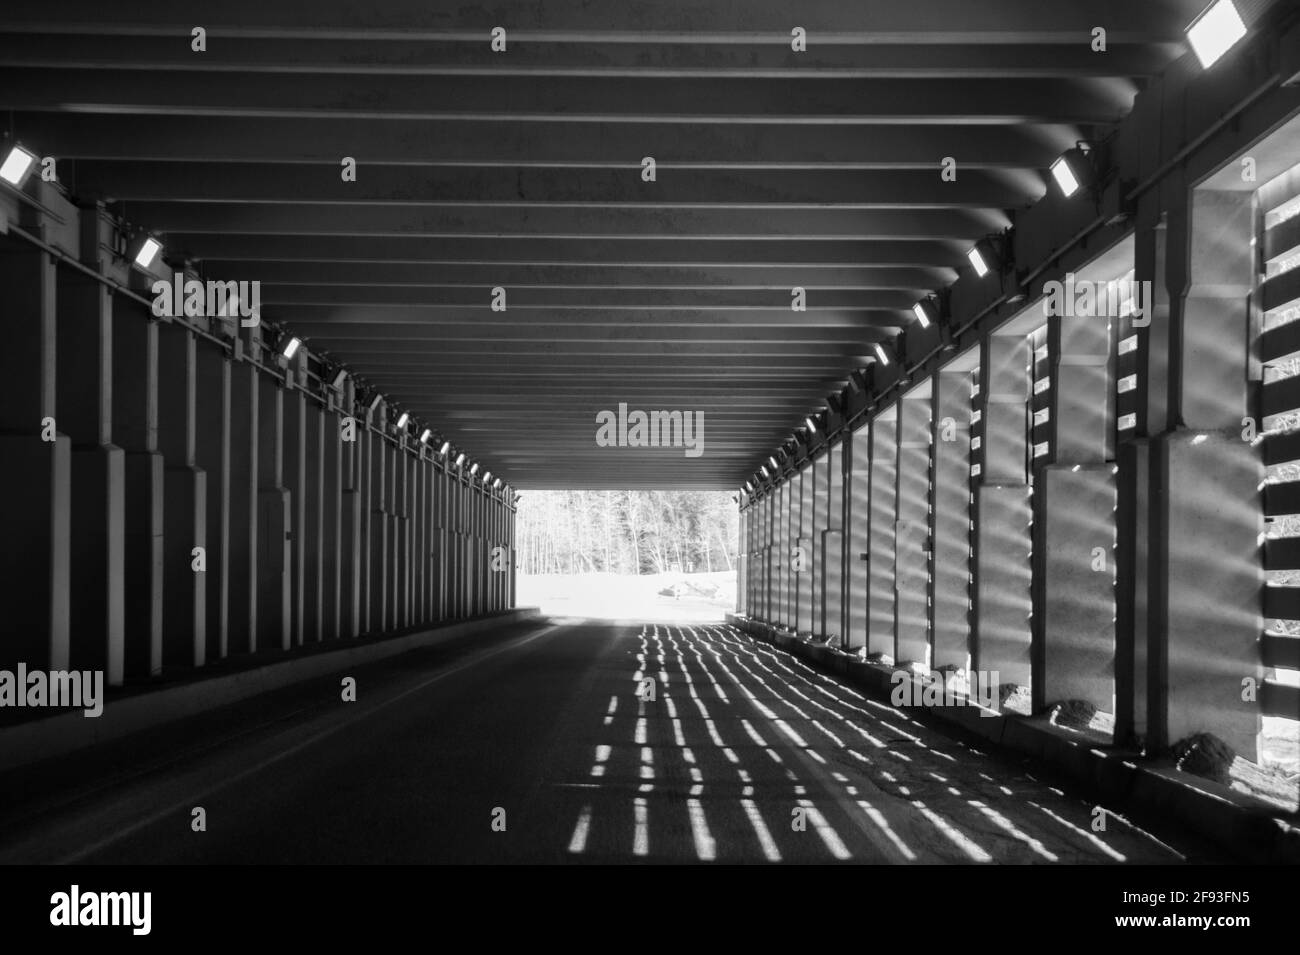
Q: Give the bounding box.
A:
[340,386,362,638]
[303,402,325,646]
[281,366,307,647]
[738,507,748,615]
[847,424,870,652]
[501,494,508,611]
[763,492,775,621]
[476,482,482,616]
[481,487,489,614]
[1116,218,1169,746]
[811,454,827,635]
[499,493,507,611]
[482,484,492,614]
[112,295,164,675]
[838,435,853,649]
[753,495,762,618]
[55,262,124,682]
[975,486,1034,696]
[748,496,759,615]
[769,482,781,627]
[469,480,476,615]
[501,492,507,609]
[0,243,71,673]
[444,471,454,619]
[1159,437,1262,755]
[402,445,413,625]
[389,437,406,630]
[502,493,510,610]
[480,485,489,615]
[975,333,1033,700]
[226,342,258,656]
[366,404,388,634]
[785,476,798,630]
[796,467,813,635]
[434,465,447,621]
[436,462,447,621]
[462,478,473,621]
[1149,187,1263,758]
[450,474,460,619]
[754,492,763,619]
[324,401,340,637]
[460,478,468,617]
[498,492,506,611]
[411,452,420,623]
[491,492,497,613]
[423,453,434,622]
[896,387,931,667]
[932,370,972,672]
[158,318,206,669]
[1053,316,1114,462]
[1037,467,1117,711]
[411,450,424,624]
[452,472,463,618]
[293,388,321,644]
[463,481,472,619]
[256,368,290,651]
[485,486,494,615]
[470,483,481,616]
[443,466,451,621]
[750,497,759,618]
[868,413,897,658]
[387,435,401,628]
[823,443,843,643]
[433,461,443,618]
[483,487,491,615]
[983,334,1031,484]
[508,496,517,609]
[463,477,472,617]
[504,495,512,610]
[1035,308,1117,714]
[785,479,797,628]
[750,494,760,619]
[194,340,230,660]
[293,369,318,649]
[356,404,373,634]
[485,490,492,613]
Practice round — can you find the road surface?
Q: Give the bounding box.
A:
[0,619,1217,864]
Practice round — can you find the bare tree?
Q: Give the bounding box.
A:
[516,490,738,576]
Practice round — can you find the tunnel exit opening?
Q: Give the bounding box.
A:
[515,490,738,621]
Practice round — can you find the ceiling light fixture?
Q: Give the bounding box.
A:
[0,144,36,187]
[1187,0,1247,69]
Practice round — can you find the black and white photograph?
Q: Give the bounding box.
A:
[0,0,1294,937]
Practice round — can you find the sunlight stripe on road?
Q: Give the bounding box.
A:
[741,799,782,862]
[567,805,593,854]
[855,799,917,861]
[687,798,717,861]
[633,798,650,856]
[799,800,851,860]
[911,800,992,863]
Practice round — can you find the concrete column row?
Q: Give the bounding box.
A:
[0,223,516,686]
[739,177,1267,762]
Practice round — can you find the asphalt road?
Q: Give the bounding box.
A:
[0,619,1217,864]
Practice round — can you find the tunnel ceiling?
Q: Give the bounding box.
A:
[0,0,1217,489]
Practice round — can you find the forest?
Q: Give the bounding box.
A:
[515,490,740,576]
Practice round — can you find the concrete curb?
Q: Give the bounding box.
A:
[725,613,1300,864]
[0,608,544,774]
